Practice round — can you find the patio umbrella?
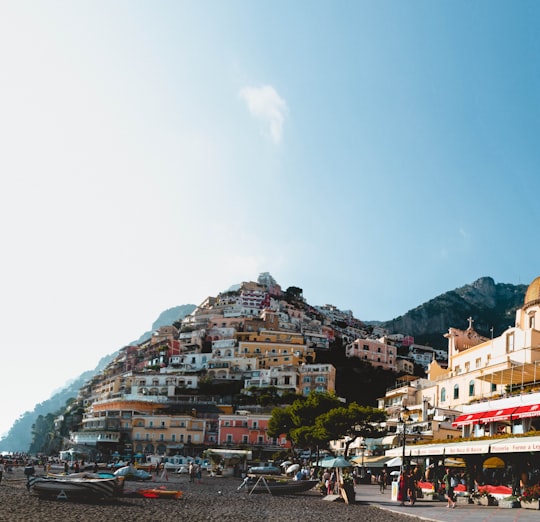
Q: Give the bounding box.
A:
[325,456,352,468]
[286,464,300,474]
[280,460,293,468]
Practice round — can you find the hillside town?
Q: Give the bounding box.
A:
[49,274,540,486]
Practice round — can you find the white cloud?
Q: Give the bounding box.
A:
[239,85,288,144]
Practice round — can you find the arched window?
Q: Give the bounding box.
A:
[441,388,446,402]
[454,384,459,399]
[469,380,475,396]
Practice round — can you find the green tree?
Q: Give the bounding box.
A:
[267,391,342,455]
[316,403,387,457]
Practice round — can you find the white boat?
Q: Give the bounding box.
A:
[29,473,124,500]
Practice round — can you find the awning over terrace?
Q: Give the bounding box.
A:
[490,436,540,453]
[476,360,540,386]
[452,412,486,427]
[479,407,517,423]
[443,440,491,455]
[512,404,540,419]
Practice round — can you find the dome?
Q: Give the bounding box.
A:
[524,276,540,306]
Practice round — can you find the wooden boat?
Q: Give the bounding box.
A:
[136,487,183,499]
[28,474,124,500]
[240,475,319,495]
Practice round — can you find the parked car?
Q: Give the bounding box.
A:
[247,462,281,475]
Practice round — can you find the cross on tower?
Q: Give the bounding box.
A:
[467,316,474,330]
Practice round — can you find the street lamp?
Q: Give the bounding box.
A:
[399,406,410,472]
[359,440,367,479]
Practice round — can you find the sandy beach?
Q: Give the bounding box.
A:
[0,467,424,522]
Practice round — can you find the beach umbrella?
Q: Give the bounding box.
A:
[325,456,352,468]
[280,461,293,468]
[286,464,300,474]
[390,470,400,477]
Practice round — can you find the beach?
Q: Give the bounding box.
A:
[0,467,424,522]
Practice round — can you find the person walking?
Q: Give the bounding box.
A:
[443,467,456,508]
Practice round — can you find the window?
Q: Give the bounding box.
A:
[453,384,459,399]
[506,333,515,353]
[363,344,369,351]
[441,388,446,402]
[469,380,475,396]
[475,358,481,369]
[242,435,248,443]
[304,376,311,383]
[465,362,470,372]
[377,347,381,353]
[172,434,176,442]
[226,434,233,443]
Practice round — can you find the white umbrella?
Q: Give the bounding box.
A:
[390,470,400,477]
[280,461,293,468]
[286,464,300,474]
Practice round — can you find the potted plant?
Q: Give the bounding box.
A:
[498,495,521,508]
[473,488,497,506]
[520,484,540,509]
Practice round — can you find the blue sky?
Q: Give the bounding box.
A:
[1,1,539,437]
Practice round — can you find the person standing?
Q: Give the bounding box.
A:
[397,470,409,506]
[0,460,5,483]
[378,467,388,493]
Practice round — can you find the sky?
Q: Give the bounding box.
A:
[1,1,539,438]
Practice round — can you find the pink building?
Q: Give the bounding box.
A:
[217,413,290,451]
[346,338,398,372]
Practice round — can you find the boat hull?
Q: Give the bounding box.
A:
[29,475,123,501]
[246,479,319,495]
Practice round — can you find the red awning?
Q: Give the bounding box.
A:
[512,404,540,419]
[452,412,486,427]
[480,407,517,423]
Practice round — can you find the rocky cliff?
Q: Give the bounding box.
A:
[380,276,527,348]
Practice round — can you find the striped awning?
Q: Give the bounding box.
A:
[512,404,540,419]
[452,412,486,427]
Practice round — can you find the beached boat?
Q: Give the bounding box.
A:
[135,487,183,499]
[29,473,123,500]
[239,476,319,495]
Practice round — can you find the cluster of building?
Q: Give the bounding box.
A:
[62,273,378,460]
[61,272,540,467]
